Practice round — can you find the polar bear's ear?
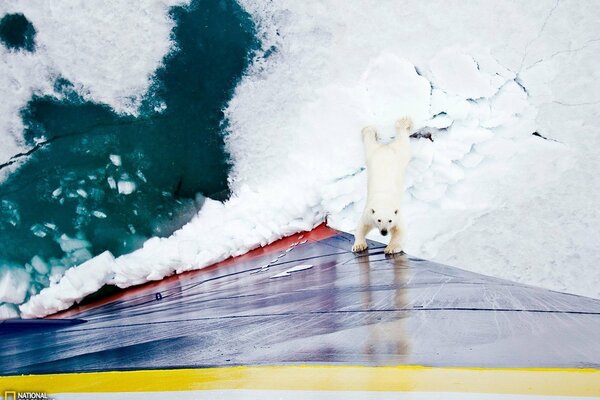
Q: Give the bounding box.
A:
[371,209,375,214]
[394,210,398,214]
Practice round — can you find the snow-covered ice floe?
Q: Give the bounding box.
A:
[12,1,600,316]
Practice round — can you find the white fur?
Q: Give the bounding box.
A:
[353,117,412,254]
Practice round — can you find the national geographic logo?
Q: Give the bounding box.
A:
[4,391,53,400]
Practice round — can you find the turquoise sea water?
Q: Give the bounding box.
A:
[0,0,258,299]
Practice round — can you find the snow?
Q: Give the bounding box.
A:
[8,1,600,317]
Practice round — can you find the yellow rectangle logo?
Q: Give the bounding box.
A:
[4,391,16,400]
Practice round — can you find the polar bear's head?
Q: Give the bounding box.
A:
[369,206,398,236]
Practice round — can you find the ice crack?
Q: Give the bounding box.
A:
[519,0,561,72]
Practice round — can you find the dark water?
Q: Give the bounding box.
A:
[0,0,258,296]
[0,13,36,52]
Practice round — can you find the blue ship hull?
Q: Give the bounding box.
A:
[1,225,599,398]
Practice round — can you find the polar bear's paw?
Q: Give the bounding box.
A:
[352,241,368,252]
[384,243,403,255]
[361,126,378,142]
[395,117,413,133]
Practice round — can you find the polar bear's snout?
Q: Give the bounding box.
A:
[372,209,395,236]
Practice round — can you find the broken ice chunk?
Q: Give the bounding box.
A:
[92,210,107,218]
[30,256,49,275]
[1,200,20,227]
[136,170,147,183]
[0,303,19,319]
[0,266,31,304]
[76,205,89,216]
[30,224,47,238]
[429,48,501,99]
[118,180,136,195]
[107,176,117,190]
[58,234,91,253]
[109,154,122,166]
[49,266,66,285]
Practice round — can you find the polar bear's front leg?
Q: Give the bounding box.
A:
[392,117,413,150]
[361,126,380,157]
[394,117,412,135]
[352,222,372,252]
[384,225,404,255]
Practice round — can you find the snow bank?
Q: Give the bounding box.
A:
[17,1,600,316]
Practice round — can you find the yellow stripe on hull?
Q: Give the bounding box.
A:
[2,365,599,397]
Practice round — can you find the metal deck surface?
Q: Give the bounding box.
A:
[2,225,600,377]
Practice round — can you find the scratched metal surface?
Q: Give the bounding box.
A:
[1,229,600,375]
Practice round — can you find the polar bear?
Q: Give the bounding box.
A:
[352,117,412,255]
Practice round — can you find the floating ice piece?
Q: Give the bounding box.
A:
[52,187,62,198]
[117,180,136,195]
[92,210,107,219]
[107,176,117,190]
[30,256,49,275]
[154,102,167,113]
[0,266,31,304]
[0,200,20,227]
[30,224,47,238]
[76,189,88,198]
[270,264,313,278]
[0,303,19,319]
[58,234,91,253]
[109,154,122,166]
[136,170,147,183]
